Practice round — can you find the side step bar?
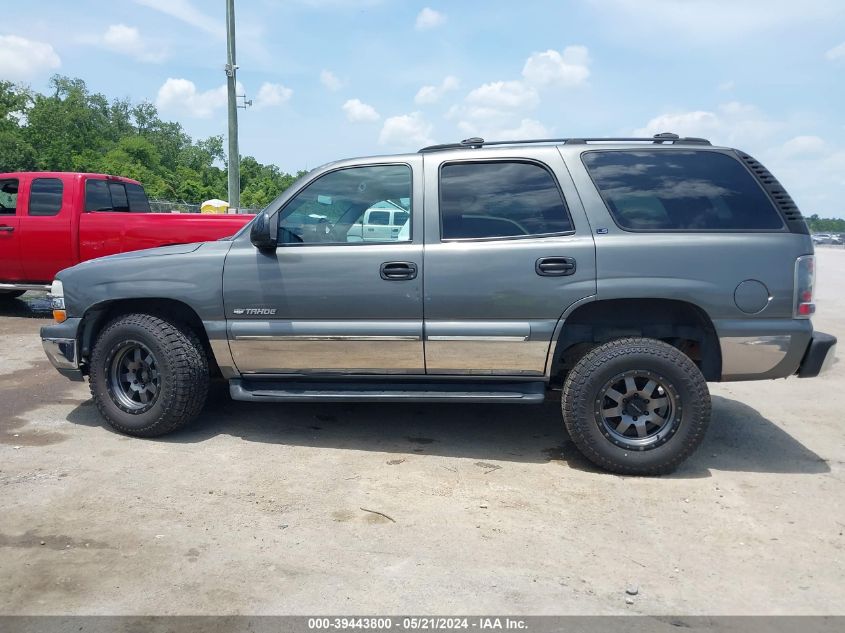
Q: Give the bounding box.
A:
[230,378,546,404]
[0,283,51,292]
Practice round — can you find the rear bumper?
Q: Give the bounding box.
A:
[797,332,837,378]
[40,318,84,381]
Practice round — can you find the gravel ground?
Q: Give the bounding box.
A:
[1,249,843,615]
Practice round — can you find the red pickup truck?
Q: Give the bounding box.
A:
[0,172,251,297]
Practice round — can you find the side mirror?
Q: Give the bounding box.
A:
[250,211,278,250]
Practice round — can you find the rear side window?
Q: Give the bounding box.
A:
[108,182,130,213]
[85,180,113,211]
[29,178,64,216]
[86,180,150,213]
[126,183,151,212]
[0,178,19,215]
[582,150,784,231]
[439,161,573,240]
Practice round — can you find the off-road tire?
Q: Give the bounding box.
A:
[89,313,209,437]
[0,290,26,299]
[561,337,710,475]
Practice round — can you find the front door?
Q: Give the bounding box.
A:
[421,148,597,376]
[0,177,23,282]
[18,175,76,282]
[223,159,425,375]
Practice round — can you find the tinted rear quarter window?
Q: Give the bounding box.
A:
[439,161,573,240]
[582,150,784,231]
[126,183,151,212]
[28,178,64,216]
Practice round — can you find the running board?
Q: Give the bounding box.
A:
[230,378,546,404]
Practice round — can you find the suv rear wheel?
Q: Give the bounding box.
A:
[89,313,209,437]
[562,337,710,475]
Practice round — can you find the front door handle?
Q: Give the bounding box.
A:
[536,257,576,276]
[0,225,14,233]
[380,261,418,281]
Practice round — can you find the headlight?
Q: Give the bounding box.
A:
[50,279,66,322]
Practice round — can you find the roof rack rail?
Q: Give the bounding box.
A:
[418,133,711,152]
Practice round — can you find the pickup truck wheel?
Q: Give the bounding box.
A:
[0,290,26,299]
[561,337,710,476]
[89,313,209,437]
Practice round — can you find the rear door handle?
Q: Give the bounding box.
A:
[0,225,14,233]
[380,261,418,281]
[536,257,576,276]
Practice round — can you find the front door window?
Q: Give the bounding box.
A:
[276,164,412,245]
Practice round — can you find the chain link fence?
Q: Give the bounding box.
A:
[148,199,258,214]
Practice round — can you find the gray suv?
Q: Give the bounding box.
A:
[41,134,837,475]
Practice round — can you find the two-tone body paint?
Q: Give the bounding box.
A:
[222,147,597,377]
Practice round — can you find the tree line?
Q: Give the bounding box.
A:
[806,215,845,234]
[0,75,304,209]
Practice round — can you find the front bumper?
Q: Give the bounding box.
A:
[797,332,837,378]
[40,318,84,381]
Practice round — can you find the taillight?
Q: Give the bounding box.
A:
[794,255,815,318]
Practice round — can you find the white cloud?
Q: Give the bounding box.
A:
[826,41,845,61]
[465,80,539,110]
[634,102,780,145]
[155,78,242,118]
[255,82,292,108]
[320,69,343,91]
[415,7,445,30]
[497,118,551,139]
[0,35,60,81]
[379,112,434,149]
[414,76,459,104]
[98,24,167,63]
[718,80,736,92]
[134,0,224,38]
[781,135,826,157]
[342,98,380,123]
[522,46,590,87]
[451,80,544,139]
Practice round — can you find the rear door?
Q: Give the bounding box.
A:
[422,146,597,376]
[0,176,23,282]
[78,178,148,260]
[18,175,76,282]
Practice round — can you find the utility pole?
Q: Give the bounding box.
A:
[225,0,239,211]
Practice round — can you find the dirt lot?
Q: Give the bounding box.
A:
[1,249,843,616]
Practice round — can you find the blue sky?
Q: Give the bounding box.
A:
[2,0,845,217]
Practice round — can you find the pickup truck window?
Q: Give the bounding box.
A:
[28,178,63,216]
[108,182,130,213]
[86,180,151,213]
[582,150,785,231]
[0,178,18,215]
[439,161,573,240]
[126,183,152,213]
[277,164,412,245]
[85,180,113,212]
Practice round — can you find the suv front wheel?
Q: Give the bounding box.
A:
[562,337,710,475]
[89,313,209,437]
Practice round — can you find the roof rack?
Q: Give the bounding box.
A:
[418,132,712,153]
